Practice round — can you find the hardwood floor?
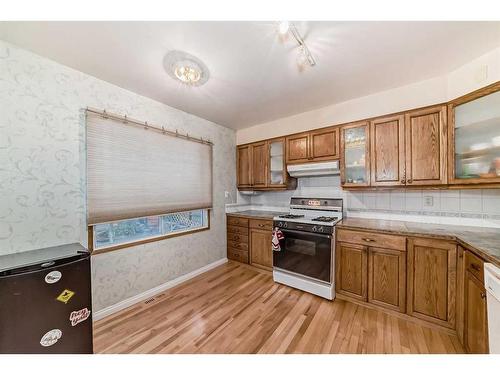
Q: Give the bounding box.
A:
[93,261,464,354]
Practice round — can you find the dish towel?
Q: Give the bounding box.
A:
[272,227,285,252]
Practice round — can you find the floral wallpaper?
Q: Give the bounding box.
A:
[0,40,236,311]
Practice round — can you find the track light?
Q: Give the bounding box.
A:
[277,21,316,68]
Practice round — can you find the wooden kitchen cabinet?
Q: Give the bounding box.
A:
[237,145,251,188]
[370,115,406,186]
[463,250,489,353]
[227,215,249,264]
[407,237,457,328]
[336,229,406,312]
[336,242,368,301]
[340,121,370,187]
[251,141,268,187]
[368,247,406,312]
[286,133,310,164]
[237,139,296,191]
[286,127,339,164]
[448,81,500,186]
[249,220,273,271]
[309,127,339,161]
[404,105,448,186]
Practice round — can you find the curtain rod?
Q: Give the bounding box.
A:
[85,107,214,146]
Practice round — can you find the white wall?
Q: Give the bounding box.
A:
[237,46,500,144]
[0,40,236,311]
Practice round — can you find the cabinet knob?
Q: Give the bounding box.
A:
[401,179,406,184]
[480,292,486,299]
[362,238,375,242]
[407,179,412,184]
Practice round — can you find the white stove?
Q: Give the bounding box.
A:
[272,197,343,300]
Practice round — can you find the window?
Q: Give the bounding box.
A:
[92,209,209,251]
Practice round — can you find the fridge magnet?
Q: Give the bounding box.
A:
[40,329,63,347]
[56,289,75,304]
[45,270,62,284]
[69,307,91,326]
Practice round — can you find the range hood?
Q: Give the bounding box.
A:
[287,161,340,177]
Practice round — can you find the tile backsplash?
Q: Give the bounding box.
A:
[236,175,500,227]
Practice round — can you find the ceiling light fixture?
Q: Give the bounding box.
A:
[277,21,316,68]
[163,50,209,87]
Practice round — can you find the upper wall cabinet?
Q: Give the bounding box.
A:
[448,82,500,185]
[237,140,296,191]
[370,115,405,187]
[340,121,370,187]
[404,105,448,186]
[286,127,339,164]
[237,145,251,188]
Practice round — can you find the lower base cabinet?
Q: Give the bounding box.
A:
[336,234,406,313]
[368,247,406,313]
[406,238,457,329]
[336,242,367,301]
[249,219,273,270]
[463,251,489,353]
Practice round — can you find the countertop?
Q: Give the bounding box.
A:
[338,218,500,267]
[226,210,284,220]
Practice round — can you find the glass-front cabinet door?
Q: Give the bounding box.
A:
[341,121,370,187]
[450,84,500,184]
[268,138,286,187]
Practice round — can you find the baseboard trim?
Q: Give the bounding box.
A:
[93,257,228,321]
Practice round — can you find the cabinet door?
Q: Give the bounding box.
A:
[286,133,309,164]
[249,228,273,270]
[404,105,447,185]
[368,247,406,312]
[370,115,406,186]
[237,145,251,187]
[336,242,367,301]
[310,127,339,161]
[268,138,286,187]
[449,82,500,185]
[340,122,370,187]
[407,238,457,328]
[251,141,268,187]
[464,271,489,353]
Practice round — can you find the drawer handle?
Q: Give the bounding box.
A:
[407,179,412,184]
[470,263,481,272]
[258,224,265,227]
[401,179,406,184]
[362,238,375,242]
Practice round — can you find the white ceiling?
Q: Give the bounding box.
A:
[1,21,499,130]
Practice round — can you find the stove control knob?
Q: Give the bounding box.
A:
[312,226,317,232]
[318,226,324,232]
[278,222,283,228]
[283,222,288,228]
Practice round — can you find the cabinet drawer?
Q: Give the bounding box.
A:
[227,232,248,243]
[227,216,249,227]
[228,248,249,263]
[337,229,406,251]
[249,219,273,231]
[228,240,248,251]
[227,225,248,235]
[465,250,484,283]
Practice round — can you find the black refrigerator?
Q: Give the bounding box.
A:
[0,243,93,354]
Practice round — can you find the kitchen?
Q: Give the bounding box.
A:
[1,2,500,371]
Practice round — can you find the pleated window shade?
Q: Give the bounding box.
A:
[86,113,213,225]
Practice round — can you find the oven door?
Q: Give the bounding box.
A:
[273,228,332,283]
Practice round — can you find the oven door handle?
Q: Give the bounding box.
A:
[280,228,332,239]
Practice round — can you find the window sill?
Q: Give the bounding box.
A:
[89,226,210,255]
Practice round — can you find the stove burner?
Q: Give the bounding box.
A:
[278,214,305,219]
[311,216,338,222]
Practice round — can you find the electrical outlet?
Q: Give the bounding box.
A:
[423,196,434,207]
